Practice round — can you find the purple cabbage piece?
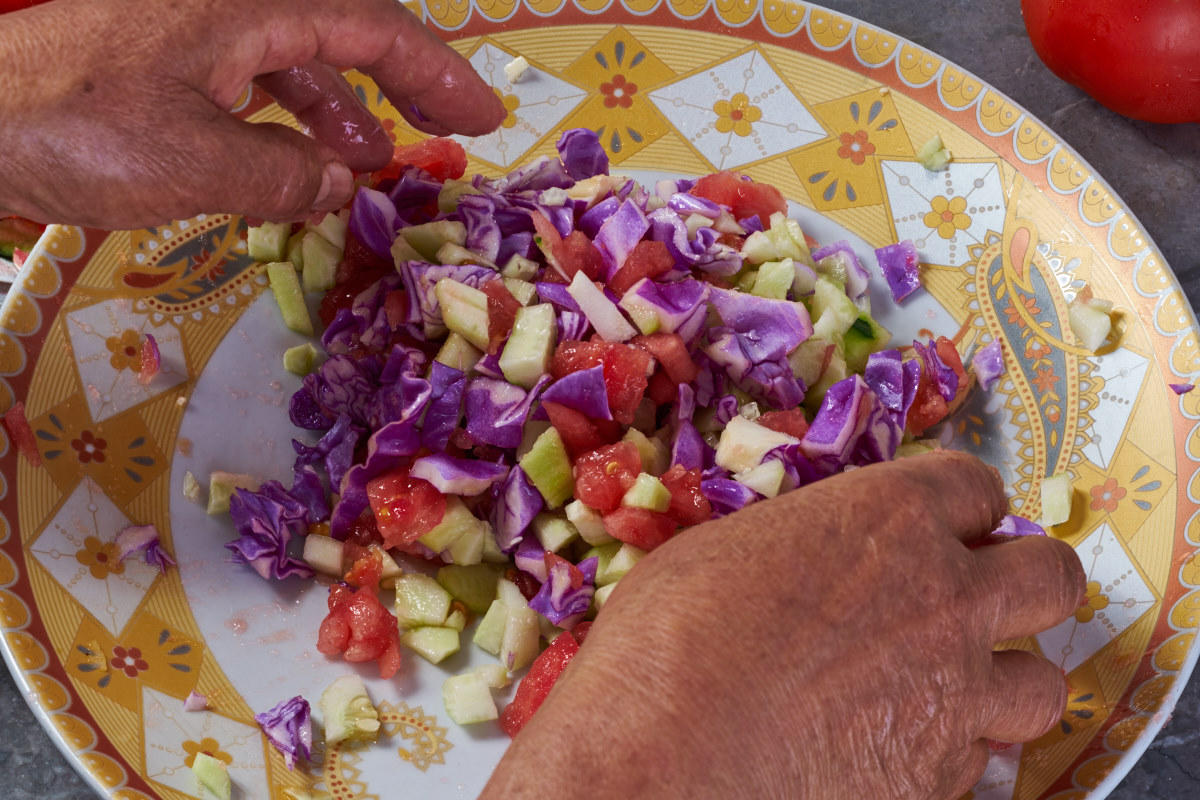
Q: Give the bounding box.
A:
[421,362,466,452]
[763,443,824,489]
[538,365,612,420]
[227,482,314,580]
[490,466,544,551]
[993,514,1046,537]
[330,419,423,538]
[320,273,404,356]
[557,128,609,181]
[800,375,873,471]
[369,345,432,429]
[668,193,721,218]
[578,196,621,238]
[535,282,582,312]
[457,193,501,264]
[529,556,598,627]
[671,420,710,471]
[397,262,496,332]
[648,207,741,276]
[497,155,573,192]
[410,453,509,495]
[497,231,534,265]
[388,166,443,224]
[254,696,312,770]
[513,536,548,582]
[557,310,590,341]
[594,199,649,279]
[705,329,806,410]
[708,288,813,361]
[972,339,1005,391]
[289,466,331,523]
[913,338,959,403]
[714,394,739,425]
[115,524,176,573]
[1171,382,1195,395]
[349,187,399,259]
[620,279,709,341]
[863,350,921,430]
[876,240,921,302]
[293,354,381,430]
[851,392,903,465]
[293,413,362,489]
[473,352,505,380]
[739,215,765,234]
[701,477,759,517]
[464,375,551,449]
[811,240,870,301]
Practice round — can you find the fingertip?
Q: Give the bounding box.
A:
[313,161,355,214]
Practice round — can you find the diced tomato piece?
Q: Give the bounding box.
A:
[935,336,969,403]
[499,630,581,737]
[505,567,542,602]
[602,506,678,551]
[2,401,40,467]
[320,233,394,326]
[573,442,642,513]
[317,581,403,679]
[905,369,949,436]
[551,230,604,281]
[609,240,674,295]
[366,470,447,548]
[659,465,712,527]
[343,548,384,588]
[483,279,522,354]
[571,620,593,643]
[690,171,787,226]
[646,370,677,406]
[543,552,585,589]
[757,408,810,440]
[550,340,653,425]
[543,401,621,459]
[376,137,467,183]
[137,334,160,386]
[633,333,697,384]
[529,210,564,267]
[383,289,410,328]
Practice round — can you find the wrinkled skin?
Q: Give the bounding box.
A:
[482,451,1085,800]
[0,0,504,228]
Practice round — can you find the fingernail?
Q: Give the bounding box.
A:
[314,162,353,211]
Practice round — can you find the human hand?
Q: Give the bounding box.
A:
[0,0,503,228]
[482,451,1085,800]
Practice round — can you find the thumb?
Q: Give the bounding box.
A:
[188,115,355,222]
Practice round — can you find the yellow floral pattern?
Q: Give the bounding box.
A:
[712,93,761,137]
[105,329,143,372]
[75,536,123,581]
[495,88,520,129]
[923,195,971,239]
[182,737,233,769]
[1076,581,1111,624]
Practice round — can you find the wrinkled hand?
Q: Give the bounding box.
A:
[0,0,504,228]
[482,451,1085,800]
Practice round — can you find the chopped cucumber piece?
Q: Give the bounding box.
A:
[810,276,858,342]
[402,220,467,262]
[504,55,532,83]
[247,221,291,263]
[444,607,467,632]
[843,313,891,373]
[191,752,231,800]
[302,534,344,576]
[394,573,453,628]
[500,303,557,389]
[419,495,488,554]
[621,428,669,475]
[734,459,786,498]
[442,670,498,725]
[895,440,937,459]
[438,180,480,214]
[436,564,502,614]
[734,268,759,293]
[182,470,204,504]
[1068,300,1113,352]
[377,548,403,584]
[301,230,342,293]
[519,427,574,508]
[473,598,509,655]
[593,581,617,611]
[481,527,508,563]
[503,277,538,306]
[917,134,952,171]
[1041,471,1074,527]
[605,543,645,585]
[496,577,527,610]
[401,626,461,664]
[390,232,424,266]
[321,674,380,746]
[583,542,622,585]
[767,212,815,266]
[206,471,259,515]
[803,349,848,413]
[283,342,319,376]
[621,473,671,512]
[500,603,541,672]
[435,278,490,352]
[752,258,795,300]
[306,210,348,251]
[501,253,539,281]
[566,499,614,545]
[434,331,483,373]
[740,230,776,265]
[619,286,663,336]
[472,663,511,689]
[715,415,801,474]
[266,262,314,335]
[788,337,834,387]
[285,230,305,270]
[446,519,486,566]
[517,420,553,460]
[532,512,579,553]
[436,241,486,266]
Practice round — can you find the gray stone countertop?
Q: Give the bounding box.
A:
[1,0,1198,798]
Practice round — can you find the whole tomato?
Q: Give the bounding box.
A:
[1021,0,1200,123]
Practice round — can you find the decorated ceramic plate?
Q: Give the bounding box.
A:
[3,1,1199,798]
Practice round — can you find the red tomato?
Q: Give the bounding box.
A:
[1022,0,1200,123]
[571,620,593,643]
[573,442,642,513]
[505,567,542,602]
[343,548,383,588]
[383,289,410,328]
[542,401,622,459]
[320,232,394,326]
[691,171,787,226]
[0,216,44,248]
[483,279,522,354]
[608,240,674,295]
[659,465,712,527]
[1,401,40,467]
[757,408,810,440]
[550,340,652,426]
[602,506,678,551]
[633,333,698,384]
[499,630,580,737]
[366,470,447,548]
[905,368,949,437]
[316,582,403,678]
[375,137,467,182]
[550,230,605,281]
[646,370,677,406]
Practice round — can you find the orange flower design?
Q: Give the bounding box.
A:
[922,195,971,239]
[70,430,107,464]
[1002,294,1041,326]
[75,536,124,580]
[836,130,876,165]
[105,328,143,372]
[1025,339,1053,361]
[381,117,398,143]
[1075,581,1110,623]
[1033,365,1059,393]
[493,88,520,129]
[713,93,762,137]
[182,737,233,770]
[110,645,149,678]
[600,74,637,109]
[1090,477,1126,513]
